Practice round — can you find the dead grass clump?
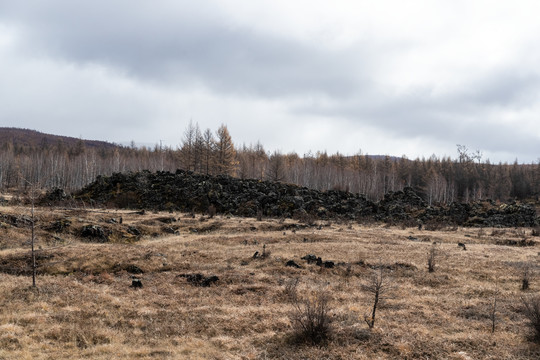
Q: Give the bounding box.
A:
[424,220,445,231]
[0,334,22,351]
[252,244,271,260]
[398,218,419,230]
[514,228,528,239]
[282,277,299,302]
[477,227,486,238]
[496,238,536,247]
[521,295,540,342]
[289,287,333,345]
[190,221,224,234]
[427,243,438,273]
[294,211,316,226]
[491,228,507,236]
[207,204,217,218]
[518,262,535,291]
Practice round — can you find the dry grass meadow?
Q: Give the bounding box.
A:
[1,200,540,359]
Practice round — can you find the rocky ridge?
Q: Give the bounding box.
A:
[70,170,537,227]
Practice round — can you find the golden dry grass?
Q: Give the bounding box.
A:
[1,202,540,359]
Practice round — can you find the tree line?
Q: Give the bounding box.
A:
[0,124,538,204]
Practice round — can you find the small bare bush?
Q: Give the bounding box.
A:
[491,228,506,236]
[290,288,333,344]
[283,277,299,302]
[297,212,316,226]
[490,287,500,333]
[520,262,534,291]
[520,295,540,342]
[261,244,270,259]
[477,227,485,238]
[514,228,527,239]
[207,204,216,218]
[424,220,443,231]
[427,243,438,273]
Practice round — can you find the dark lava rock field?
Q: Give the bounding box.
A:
[68,170,538,227]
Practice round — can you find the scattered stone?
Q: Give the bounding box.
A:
[125,264,144,274]
[45,219,72,233]
[496,239,536,247]
[286,260,301,268]
[301,254,334,268]
[458,242,467,250]
[407,236,419,241]
[80,225,109,242]
[371,262,417,271]
[127,226,141,236]
[131,278,143,288]
[0,214,32,228]
[39,187,68,204]
[179,273,219,287]
[75,170,538,227]
[162,226,179,235]
[323,261,335,269]
[301,254,319,264]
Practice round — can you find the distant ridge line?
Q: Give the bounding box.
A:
[0,127,120,150]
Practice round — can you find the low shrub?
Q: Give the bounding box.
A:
[289,288,333,345]
[521,295,540,342]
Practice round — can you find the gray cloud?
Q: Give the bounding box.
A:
[0,1,367,98]
[0,1,539,163]
[290,66,540,162]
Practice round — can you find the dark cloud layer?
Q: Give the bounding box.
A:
[1,1,366,98]
[0,1,538,162]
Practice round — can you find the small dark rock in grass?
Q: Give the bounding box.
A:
[131,278,143,288]
[323,261,335,268]
[179,273,219,287]
[286,260,301,268]
[127,226,141,236]
[125,264,144,274]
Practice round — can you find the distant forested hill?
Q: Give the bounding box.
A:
[0,127,119,151]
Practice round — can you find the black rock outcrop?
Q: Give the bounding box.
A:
[76,170,376,220]
[74,170,539,227]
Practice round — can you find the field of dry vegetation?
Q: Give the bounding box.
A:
[1,199,540,359]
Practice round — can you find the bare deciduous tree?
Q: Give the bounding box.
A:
[215,124,237,176]
[361,265,394,329]
[21,176,40,288]
[266,150,286,182]
[202,128,215,175]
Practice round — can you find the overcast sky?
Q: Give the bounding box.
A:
[1,1,539,163]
